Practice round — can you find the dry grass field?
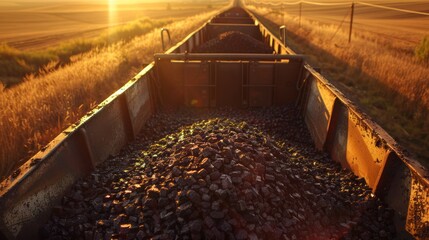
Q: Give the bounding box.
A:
[271,1,429,51]
[0,1,227,86]
[0,1,223,50]
[0,1,228,180]
[247,1,429,165]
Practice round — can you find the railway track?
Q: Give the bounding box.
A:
[0,1,428,239]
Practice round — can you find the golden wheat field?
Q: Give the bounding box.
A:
[0,1,229,180]
[256,0,429,48]
[0,1,223,50]
[246,0,429,165]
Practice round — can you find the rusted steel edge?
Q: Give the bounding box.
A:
[305,65,429,184]
[0,63,154,196]
[0,63,155,239]
[163,5,247,55]
[154,53,304,61]
[245,6,428,239]
[0,2,230,200]
[164,17,212,55]
[0,4,229,239]
[245,6,429,189]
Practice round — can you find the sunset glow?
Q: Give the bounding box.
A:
[1,0,429,239]
[109,0,118,26]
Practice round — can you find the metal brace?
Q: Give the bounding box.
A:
[161,28,171,52]
[279,25,286,46]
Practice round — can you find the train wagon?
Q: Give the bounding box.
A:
[0,2,428,240]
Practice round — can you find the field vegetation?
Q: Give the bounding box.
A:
[0,1,228,86]
[0,19,169,86]
[416,36,429,61]
[247,3,429,165]
[0,1,223,50]
[0,8,223,180]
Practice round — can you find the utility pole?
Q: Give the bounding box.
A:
[282,3,285,26]
[349,2,355,43]
[299,2,302,28]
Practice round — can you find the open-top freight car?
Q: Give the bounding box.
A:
[0,1,427,239]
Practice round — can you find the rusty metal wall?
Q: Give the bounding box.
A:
[218,7,249,18]
[0,7,223,239]
[154,54,304,109]
[206,23,261,40]
[211,17,254,24]
[156,9,429,237]
[0,66,155,239]
[407,173,429,237]
[0,6,220,237]
[245,8,429,239]
[303,76,391,188]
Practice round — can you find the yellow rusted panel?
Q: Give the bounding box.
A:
[305,78,337,150]
[407,174,429,239]
[344,111,391,188]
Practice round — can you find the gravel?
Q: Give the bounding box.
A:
[193,31,273,54]
[42,107,396,240]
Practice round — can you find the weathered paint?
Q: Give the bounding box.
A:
[407,174,429,237]
[304,77,337,150]
[246,7,428,239]
[0,65,157,239]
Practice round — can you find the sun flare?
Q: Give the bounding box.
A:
[108,0,118,26]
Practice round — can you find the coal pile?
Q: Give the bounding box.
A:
[193,31,273,54]
[42,108,396,240]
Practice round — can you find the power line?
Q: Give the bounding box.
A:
[251,1,352,7]
[251,0,283,7]
[246,0,427,44]
[329,8,351,42]
[301,1,351,6]
[356,1,429,17]
[282,1,301,6]
[250,0,429,16]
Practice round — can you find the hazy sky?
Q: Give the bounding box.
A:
[3,0,429,3]
[0,0,180,3]
[2,0,428,5]
[2,0,198,2]
[0,0,199,7]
